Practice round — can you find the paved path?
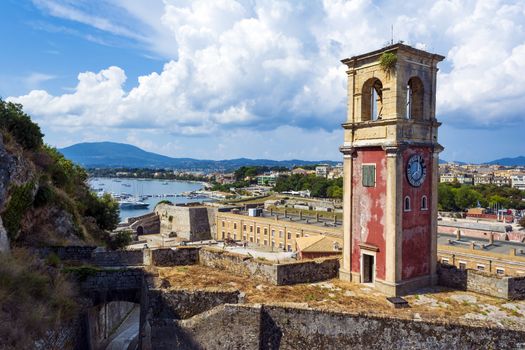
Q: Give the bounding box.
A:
[106,305,140,350]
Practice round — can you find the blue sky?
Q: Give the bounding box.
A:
[1,0,524,163]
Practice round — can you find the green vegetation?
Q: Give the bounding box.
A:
[438,183,525,211]
[379,52,397,73]
[62,265,102,281]
[234,166,287,181]
[0,99,43,150]
[274,174,343,199]
[107,231,133,250]
[2,182,35,240]
[0,100,121,247]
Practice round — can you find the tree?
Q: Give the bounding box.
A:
[438,183,456,211]
[454,186,482,210]
[0,99,43,150]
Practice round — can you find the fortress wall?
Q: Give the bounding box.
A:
[151,247,200,266]
[147,303,525,350]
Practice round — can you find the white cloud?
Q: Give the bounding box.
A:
[9,0,525,159]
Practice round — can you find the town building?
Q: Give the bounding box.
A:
[511,174,525,190]
[215,210,342,253]
[256,174,277,186]
[315,164,332,178]
[339,44,444,296]
[295,235,343,260]
[438,233,525,276]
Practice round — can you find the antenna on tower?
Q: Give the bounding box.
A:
[391,24,394,45]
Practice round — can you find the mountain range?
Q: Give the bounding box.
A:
[59,142,525,170]
[59,142,339,170]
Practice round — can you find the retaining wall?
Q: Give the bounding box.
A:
[147,303,525,350]
[198,247,339,285]
[37,245,97,262]
[92,249,145,267]
[151,247,200,267]
[438,264,525,300]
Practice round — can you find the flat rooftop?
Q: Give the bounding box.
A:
[438,233,525,257]
[225,209,343,230]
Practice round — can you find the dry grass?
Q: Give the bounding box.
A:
[0,248,80,350]
[157,265,525,331]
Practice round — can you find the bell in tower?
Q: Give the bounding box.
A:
[339,44,445,296]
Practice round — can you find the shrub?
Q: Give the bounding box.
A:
[45,253,62,268]
[34,183,55,208]
[379,52,397,73]
[107,231,133,250]
[1,182,35,240]
[0,99,43,150]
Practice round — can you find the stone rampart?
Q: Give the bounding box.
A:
[198,247,339,285]
[78,268,144,304]
[37,245,97,263]
[438,264,525,300]
[147,303,525,350]
[92,249,145,267]
[151,247,200,266]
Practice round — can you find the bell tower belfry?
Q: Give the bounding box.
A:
[339,44,444,296]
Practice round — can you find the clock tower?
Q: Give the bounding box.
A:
[339,44,444,296]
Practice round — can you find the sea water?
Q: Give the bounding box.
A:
[88,177,205,222]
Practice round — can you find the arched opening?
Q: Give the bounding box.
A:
[361,78,383,121]
[136,226,144,235]
[406,77,424,119]
[404,196,411,212]
[421,195,428,211]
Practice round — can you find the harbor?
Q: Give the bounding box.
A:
[88,177,212,221]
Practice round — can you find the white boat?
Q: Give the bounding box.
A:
[118,197,149,209]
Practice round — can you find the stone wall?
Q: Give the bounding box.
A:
[0,217,9,253]
[438,264,525,300]
[92,249,145,267]
[151,247,200,267]
[79,268,144,305]
[86,301,136,350]
[276,258,339,285]
[155,203,213,241]
[198,247,339,285]
[147,303,525,350]
[37,245,97,262]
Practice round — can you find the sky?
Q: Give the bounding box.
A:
[0,0,524,163]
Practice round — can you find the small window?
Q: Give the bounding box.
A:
[421,196,428,211]
[264,228,268,235]
[221,231,225,239]
[264,240,268,246]
[279,230,283,238]
[287,244,292,252]
[243,235,246,240]
[222,221,225,227]
[250,225,253,232]
[287,232,291,239]
[404,196,411,212]
[441,258,449,265]
[250,237,253,243]
[256,238,260,244]
[477,264,485,271]
[243,224,247,231]
[296,233,300,238]
[279,243,283,249]
[233,234,237,240]
[234,223,237,229]
[362,164,376,187]
[271,229,274,237]
[257,227,260,234]
[271,241,275,248]
[459,262,467,270]
[496,268,505,276]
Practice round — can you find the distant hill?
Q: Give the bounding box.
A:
[59,142,339,170]
[486,156,525,167]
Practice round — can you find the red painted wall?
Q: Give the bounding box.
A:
[351,147,387,280]
[401,147,432,280]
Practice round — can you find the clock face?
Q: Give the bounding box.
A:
[406,154,426,187]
